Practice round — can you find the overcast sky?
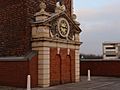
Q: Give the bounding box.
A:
[74,0,120,55]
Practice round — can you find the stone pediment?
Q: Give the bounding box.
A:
[51,12,82,34]
[32,1,81,42]
[33,11,81,33]
[32,11,81,41]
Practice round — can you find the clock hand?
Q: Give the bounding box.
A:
[61,26,67,29]
[61,27,67,34]
[60,24,67,29]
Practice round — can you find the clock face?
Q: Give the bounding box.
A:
[58,18,70,37]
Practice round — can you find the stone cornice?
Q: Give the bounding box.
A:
[32,37,81,45]
[32,37,82,50]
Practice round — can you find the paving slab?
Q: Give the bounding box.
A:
[1,76,120,90]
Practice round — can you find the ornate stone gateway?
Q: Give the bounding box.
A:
[31,1,82,87]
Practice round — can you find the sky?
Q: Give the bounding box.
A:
[73,0,120,55]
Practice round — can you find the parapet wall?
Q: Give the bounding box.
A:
[0,52,38,87]
[81,59,120,77]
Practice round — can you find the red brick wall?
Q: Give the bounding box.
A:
[29,55,38,87]
[0,0,30,56]
[64,0,72,16]
[0,61,28,87]
[0,0,72,56]
[0,0,40,56]
[50,49,61,85]
[0,55,38,87]
[50,48,75,86]
[81,60,120,77]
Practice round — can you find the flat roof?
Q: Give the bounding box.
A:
[103,42,120,45]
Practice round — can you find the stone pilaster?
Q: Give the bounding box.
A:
[31,1,50,87]
[75,33,80,42]
[75,49,80,82]
[32,47,50,87]
[38,47,50,87]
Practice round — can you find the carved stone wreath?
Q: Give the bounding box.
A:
[50,17,75,40]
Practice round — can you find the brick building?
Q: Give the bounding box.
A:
[0,0,81,88]
[103,42,120,59]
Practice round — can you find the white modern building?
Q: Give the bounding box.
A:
[103,42,120,59]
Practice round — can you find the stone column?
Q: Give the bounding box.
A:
[38,47,50,87]
[72,14,81,82]
[75,49,80,82]
[31,1,51,87]
[32,47,50,87]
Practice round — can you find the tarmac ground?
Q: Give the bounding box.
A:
[1,76,120,90]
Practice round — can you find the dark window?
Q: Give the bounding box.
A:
[106,47,115,49]
[106,55,116,57]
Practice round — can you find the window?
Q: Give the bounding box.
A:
[106,47,115,49]
[106,55,116,57]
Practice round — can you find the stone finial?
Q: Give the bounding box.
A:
[39,1,46,13]
[72,14,80,26]
[72,14,77,21]
[55,2,66,13]
[34,1,50,21]
[34,1,50,16]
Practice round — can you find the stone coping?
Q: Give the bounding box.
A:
[0,51,37,61]
[81,59,120,61]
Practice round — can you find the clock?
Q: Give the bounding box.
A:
[58,18,70,38]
